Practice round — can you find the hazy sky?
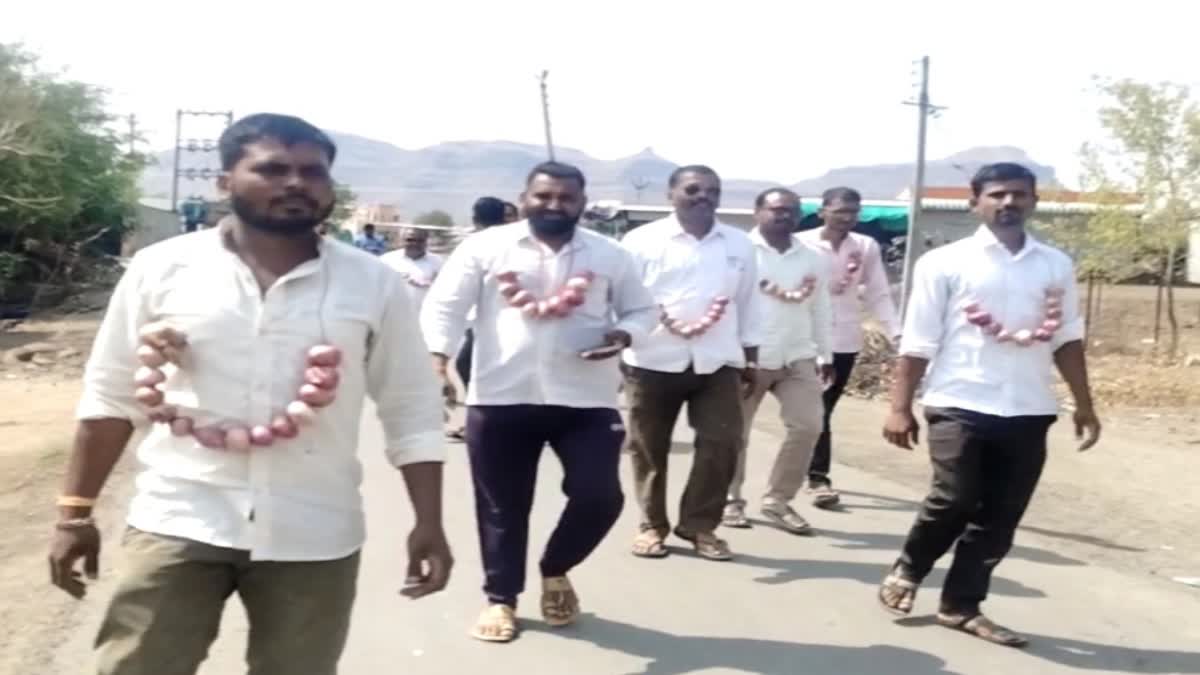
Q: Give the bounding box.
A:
[5,0,1196,187]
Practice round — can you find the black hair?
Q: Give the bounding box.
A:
[526,161,586,190]
[503,201,518,213]
[472,196,508,226]
[970,162,1038,197]
[821,187,861,206]
[668,164,721,188]
[363,223,375,231]
[218,113,337,171]
[755,187,800,209]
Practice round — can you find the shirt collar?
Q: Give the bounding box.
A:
[667,213,724,242]
[749,227,801,255]
[971,225,1043,260]
[513,220,589,253]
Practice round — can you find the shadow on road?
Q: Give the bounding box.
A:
[529,614,965,675]
[725,553,1047,599]
[815,527,1087,567]
[895,615,1200,673]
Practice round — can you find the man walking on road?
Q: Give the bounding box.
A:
[48,113,453,675]
[421,161,657,643]
[724,188,833,535]
[879,162,1101,648]
[381,226,443,311]
[797,187,900,508]
[621,165,763,562]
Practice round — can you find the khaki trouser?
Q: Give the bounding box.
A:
[728,358,824,506]
[95,527,360,675]
[623,365,745,534]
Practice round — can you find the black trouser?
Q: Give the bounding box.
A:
[897,406,1054,614]
[466,405,625,608]
[807,352,858,484]
[455,329,474,389]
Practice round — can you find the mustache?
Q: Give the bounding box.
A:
[270,194,319,209]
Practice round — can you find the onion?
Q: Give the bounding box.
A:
[536,301,549,317]
[565,277,590,291]
[1041,319,1061,332]
[561,289,585,306]
[250,425,274,447]
[1033,328,1054,342]
[966,311,993,327]
[170,417,194,436]
[305,366,340,389]
[995,331,1013,342]
[983,322,1004,336]
[699,317,714,327]
[135,386,164,407]
[784,291,800,301]
[520,302,539,317]
[495,271,519,283]
[758,279,770,290]
[511,290,533,306]
[1045,297,1062,310]
[713,296,730,306]
[135,366,166,387]
[225,427,252,452]
[497,282,519,298]
[286,400,317,426]
[1013,329,1035,346]
[299,383,336,407]
[136,344,167,368]
[192,425,226,449]
[271,415,299,439]
[307,345,342,367]
[1045,287,1065,298]
[147,405,177,423]
[1045,307,1063,319]
[963,302,981,313]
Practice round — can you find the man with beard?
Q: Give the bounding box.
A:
[796,187,901,508]
[620,165,763,562]
[381,226,444,311]
[48,113,453,674]
[879,163,1100,647]
[421,161,657,643]
[723,188,833,535]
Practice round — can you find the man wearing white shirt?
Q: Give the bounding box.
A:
[421,161,657,643]
[381,227,444,311]
[724,188,834,535]
[621,165,764,562]
[879,163,1101,648]
[796,188,901,508]
[47,114,453,674]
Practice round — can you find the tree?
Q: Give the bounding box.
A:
[329,182,357,227]
[413,210,454,227]
[0,43,144,302]
[1079,78,1200,358]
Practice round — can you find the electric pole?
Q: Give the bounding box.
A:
[170,109,234,213]
[538,70,556,161]
[899,56,946,315]
[631,176,649,202]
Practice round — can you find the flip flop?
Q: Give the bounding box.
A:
[937,612,1028,648]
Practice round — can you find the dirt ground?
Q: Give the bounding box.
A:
[0,284,1197,673]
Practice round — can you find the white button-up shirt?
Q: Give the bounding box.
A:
[620,215,764,374]
[900,225,1085,417]
[420,222,658,409]
[380,250,444,310]
[76,228,445,561]
[796,228,900,353]
[750,228,834,369]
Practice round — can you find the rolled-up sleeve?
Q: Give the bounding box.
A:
[610,248,659,346]
[735,242,765,348]
[897,253,946,360]
[1052,257,1086,350]
[76,255,149,424]
[368,274,445,468]
[419,236,482,357]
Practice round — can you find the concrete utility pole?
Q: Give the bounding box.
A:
[538,70,556,161]
[171,109,234,213]
[899,56,946,315]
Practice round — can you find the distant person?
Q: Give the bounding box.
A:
[620,165,763,562]
[48,112,452,675]
[445,197,509,442]
[381,227,444,311]
[879,162,1100,647]
[420,162,657,642]
[724,188,833,535]
[354,223,388,255]
[503,201,520,223]
[795,187,900,508]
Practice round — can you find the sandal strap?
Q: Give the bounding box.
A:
[543,576,573,592]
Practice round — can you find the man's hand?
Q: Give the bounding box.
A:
[430,354,456,404]
[138,322,188,364]
[882,409,920,450]
[579,330,632,361]
[817,363,835,387]
[739,366,759,399]
[401,522,453,600]
[48,521,101,599]
[1074,406,1101,452]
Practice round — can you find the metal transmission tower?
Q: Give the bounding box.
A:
[170,109,234,213]
[899,56,946,315]
[538,70,556,161]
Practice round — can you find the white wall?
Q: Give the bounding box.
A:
[1188,221,1200,284]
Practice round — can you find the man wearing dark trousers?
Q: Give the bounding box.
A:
[879,162,1101,648]
[421,162,656,643]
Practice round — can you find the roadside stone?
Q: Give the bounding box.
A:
[1184,354,1200,367]
[2,341,60,364]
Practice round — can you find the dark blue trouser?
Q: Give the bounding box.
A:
[466,405,626,607]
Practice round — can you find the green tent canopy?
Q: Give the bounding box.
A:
[798,199,910,234]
